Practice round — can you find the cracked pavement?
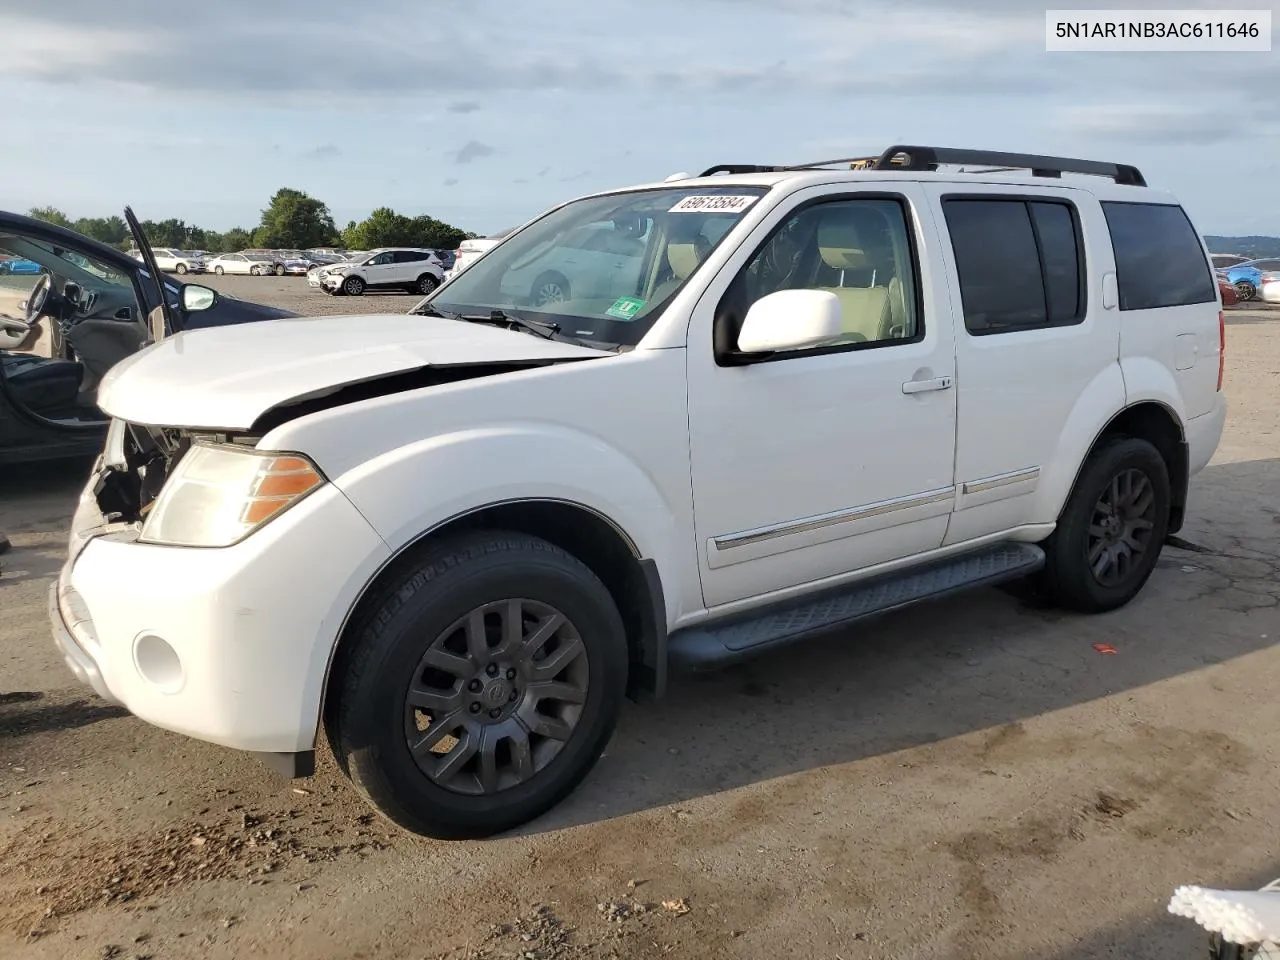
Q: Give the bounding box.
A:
[0,289,1277,960]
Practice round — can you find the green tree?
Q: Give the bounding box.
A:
[254,188,338,249]
[28,206,72,229]
[219,227,253,252]
[343,207,470,250]
[71,215,129,246]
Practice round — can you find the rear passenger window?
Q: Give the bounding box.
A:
[1101,202,1216,310]
[942,198,1085,334]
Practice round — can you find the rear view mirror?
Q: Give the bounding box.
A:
[181,284,217,313]
[736,289,843,353]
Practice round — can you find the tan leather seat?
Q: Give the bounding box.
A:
[814,215,893,343]
[651,236,710,304]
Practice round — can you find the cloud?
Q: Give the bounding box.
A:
[1058,102,1280,145]
[448,100,481,114]
[451,140,495,164]
[443,178,459,186]
[302,144,342,160]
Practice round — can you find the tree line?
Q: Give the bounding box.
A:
[27,187,478,254]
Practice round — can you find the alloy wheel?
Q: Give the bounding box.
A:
[1085,468,1157,588]
[403,599,589,796]
[534,281,566,306]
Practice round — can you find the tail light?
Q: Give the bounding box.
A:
[1217,310,1225,392]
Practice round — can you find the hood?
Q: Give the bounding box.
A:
[97,313,611,430]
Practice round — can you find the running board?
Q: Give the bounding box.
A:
[668,542,1045,671]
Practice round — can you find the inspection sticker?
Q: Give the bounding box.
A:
[668,194,759,214]
[606,296,646,320]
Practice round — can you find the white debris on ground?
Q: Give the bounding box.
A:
[1169,884,1280,945]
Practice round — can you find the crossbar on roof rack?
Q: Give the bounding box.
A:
[697,145,1146,186]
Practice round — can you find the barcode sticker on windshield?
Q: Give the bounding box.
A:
[668,195,759,214]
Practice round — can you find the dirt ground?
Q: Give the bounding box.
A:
[1,282,1278,960]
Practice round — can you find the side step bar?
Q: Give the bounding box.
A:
[668,542,1045,671]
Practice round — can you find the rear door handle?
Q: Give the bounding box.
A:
[902,376,953,395]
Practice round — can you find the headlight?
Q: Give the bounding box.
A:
[326,265,349,275]
[139,443,325,547]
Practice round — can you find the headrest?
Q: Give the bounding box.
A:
[817,215,870,271]
[667,241,703,280]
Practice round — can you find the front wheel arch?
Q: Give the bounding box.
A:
[321,499,667,748]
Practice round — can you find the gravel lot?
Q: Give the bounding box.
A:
[1,282,1278,960]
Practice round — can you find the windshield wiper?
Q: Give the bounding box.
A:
[417,305,561,340]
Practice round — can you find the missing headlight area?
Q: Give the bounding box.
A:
[92,422,258,523]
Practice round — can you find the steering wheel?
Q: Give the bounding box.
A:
[24,273,52,324]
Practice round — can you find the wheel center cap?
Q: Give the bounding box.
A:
[482,679,512,706]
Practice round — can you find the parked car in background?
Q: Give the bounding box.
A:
[319,247,444,296]
[1211,253,1251,270]
[129,247,207,275]
[307,252,365,288]
[1258,272,1280,304]
[207,253,281,276]
[431,249,456,272]
[278,255,316,276]
[1217,274,1238,306]
[445,231,511,280]
[0,208,296,464]
[1223,258,1280,301]
[0,254,43,275]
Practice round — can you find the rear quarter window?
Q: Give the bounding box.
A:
[1101,201,1216,310]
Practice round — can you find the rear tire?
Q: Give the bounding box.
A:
[343,275,366,296]
[1039,437,1170,613]
[1236,280,1256,301]
[175,263,187,275]
[415,274,439,296]
[275,264,286,276]
[325,531,628,840]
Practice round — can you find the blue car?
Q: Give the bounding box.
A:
[0,256,42,275]
[1224,258,1280,301]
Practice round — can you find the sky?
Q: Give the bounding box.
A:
[0,0,1276,237]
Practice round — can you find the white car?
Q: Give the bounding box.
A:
[207,253,278,277]
[319,248,444,296]
[128,247,206,275]
[51,145,1226,841]
[444,231,510,282]
[1259,273,1280,304]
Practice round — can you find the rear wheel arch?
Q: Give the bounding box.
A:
[320,498,668,743]
[1071,401,1188,533]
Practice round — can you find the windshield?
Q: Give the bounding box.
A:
[424,186,768,346]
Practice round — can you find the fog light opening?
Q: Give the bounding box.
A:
[134,634,184,694]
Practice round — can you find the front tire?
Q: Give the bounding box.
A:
[214,266,224,276]
[275,264,286,276]
[325,531,628,840]
[342,275,366,296]
[175,263,187,275]
[1040,437,1170,613]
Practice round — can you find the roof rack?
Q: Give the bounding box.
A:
[698,145,1146,187]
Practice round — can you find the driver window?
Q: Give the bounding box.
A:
[736,197,920,349]
[368,253,393,266]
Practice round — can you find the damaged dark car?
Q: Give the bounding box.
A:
[0,209,297,465]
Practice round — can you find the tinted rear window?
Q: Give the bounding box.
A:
[1101,202,1216,310]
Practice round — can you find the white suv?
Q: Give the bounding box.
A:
[319,248,445,296]
[52,146,1226,840]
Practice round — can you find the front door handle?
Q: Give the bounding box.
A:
[902,376,953,395]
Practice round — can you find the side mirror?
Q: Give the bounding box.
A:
[736,289,844,354]
[181,284,217,313]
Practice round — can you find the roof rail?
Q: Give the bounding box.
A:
[697,146,1146,187]
[871,145,1146,186]
[698,164,788,176]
